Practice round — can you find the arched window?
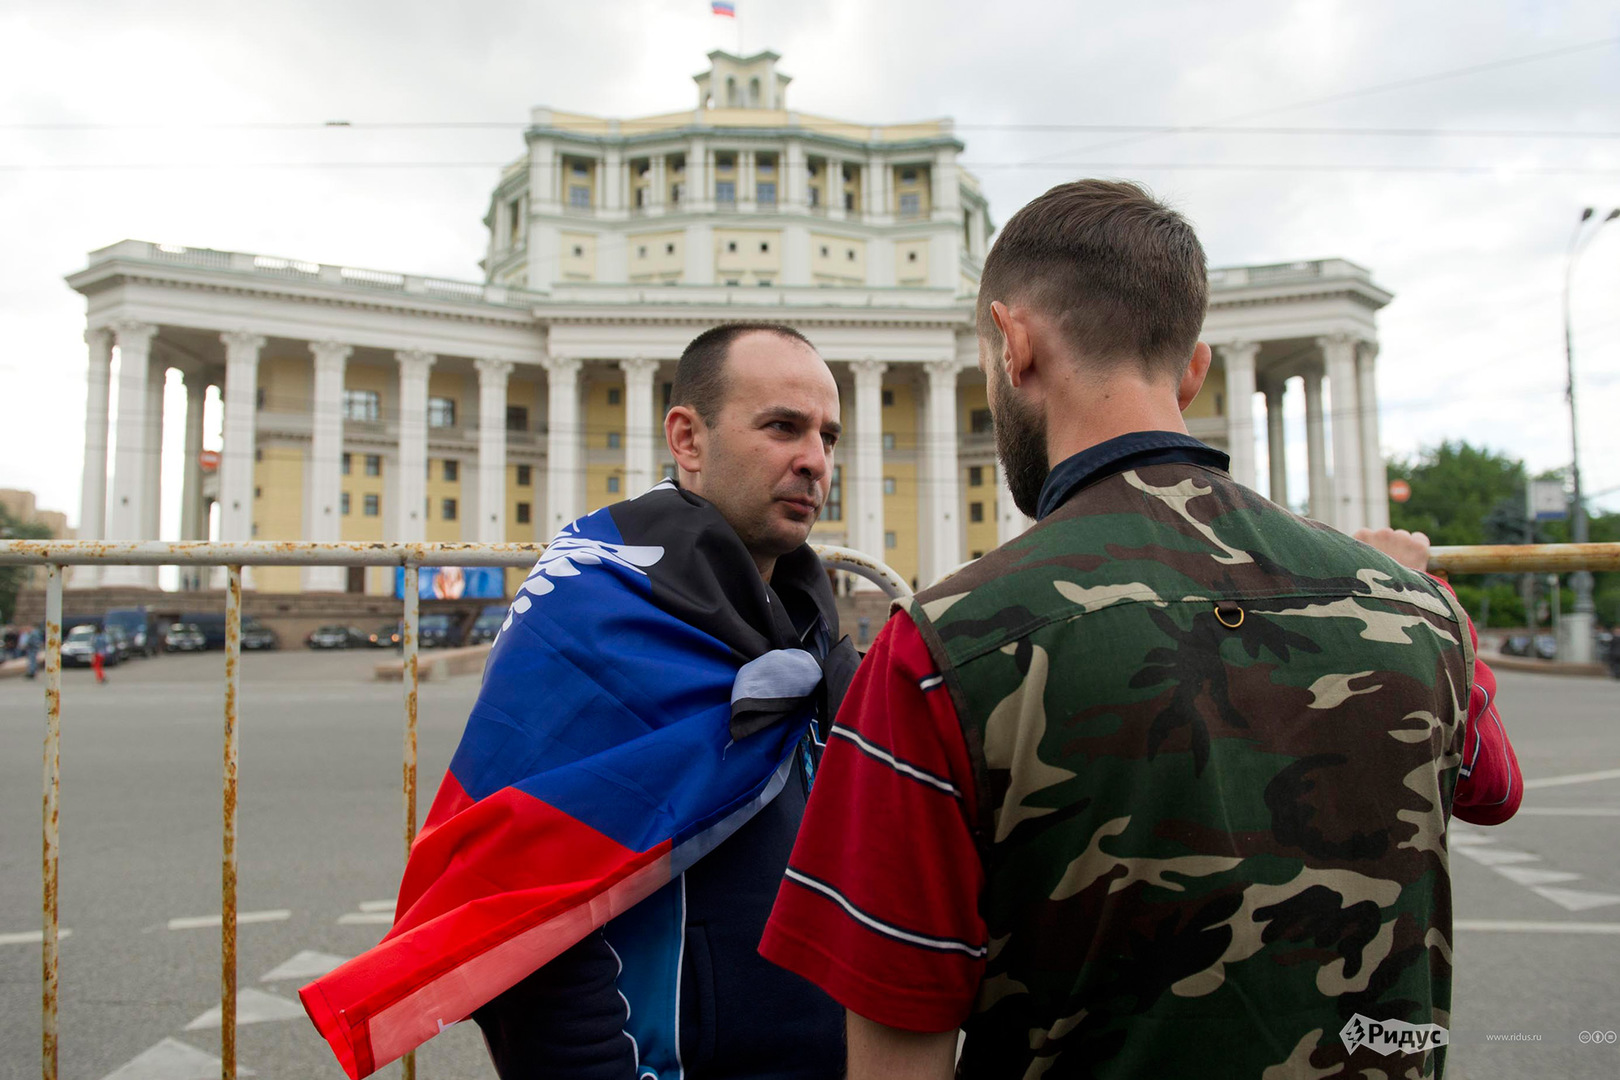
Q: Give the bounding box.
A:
[726,77,737,106]
[749,77,761,105]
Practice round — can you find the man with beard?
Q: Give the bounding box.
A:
[759,180,1520,1079]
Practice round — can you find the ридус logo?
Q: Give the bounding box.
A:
[1340,1014,1449,1056]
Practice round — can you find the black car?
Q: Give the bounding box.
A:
[418,613,462,649]
[367,623,403,649]
[240,618,279,651]
[306,624,365,649]
[165,623,207,652]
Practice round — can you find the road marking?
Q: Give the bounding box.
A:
[358,899,396,913]
[1516,806,1620,816]
[1495,866,1583,886]
[184,987,305,1030]
[167,909,290,931]
[1455,847,1540,866]
[337,912,394,925]
[1522,767,1620,790]
[1532,886,1620,912]
[101,1037,255,1079]
[1455,919,1620,934]
[0,929,71,946]
[260,949,349,983]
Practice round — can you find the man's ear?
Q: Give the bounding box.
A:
[991,301,1035,388]
[1177,342,1212,411]
[665,404,705,475]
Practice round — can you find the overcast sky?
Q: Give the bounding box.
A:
[2,0,1617,537]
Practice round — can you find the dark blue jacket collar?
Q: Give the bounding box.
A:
[1036,431,1231,520]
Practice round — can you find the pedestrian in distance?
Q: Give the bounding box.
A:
[22,625,41,679]
[303,323,855,1080]
[761,179,1522,1080]
[90,627,109,684]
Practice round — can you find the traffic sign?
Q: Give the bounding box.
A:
[1389,479,1411,503]
[1528,479,1567,521]
[199,449,220,473]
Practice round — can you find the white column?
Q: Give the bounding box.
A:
[925,359,963,584]
[784,140,807,211]
[476,358,513,542]
[932,147,961,217]
[850,360,887,581]
[739,149,756,211]
[74,327,112,588]
[1302,365,1330,523]
[1320,334,1365,533]
[304,340,351,591]
[218,331,264,544]
[105,322,159,586]
[650,154,667,212]
[825,156,844,220]
[619,357,660,498]
[861,158,879,221]
[687,136,708,211]
[1264,380,1288,507]
[179,370,207,590]
[1218,341,1260,489]
[1357,341,1389,530]
[143,353,166,543]
[394,350,435,542]
[544,356,583,533]
[603,148,623,212]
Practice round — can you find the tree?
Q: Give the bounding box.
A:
[1387,441,1527,547]
[0,503,53,625]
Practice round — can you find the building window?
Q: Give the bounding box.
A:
[254,486,261,500]
[969,502,984,523]
[637,244,647,258]
[569,186,591,209]
[971,550,984,560]
[759,240,771,253]
[340,492,351,515]
[726,240,738,253]
[571,161,588,177]
[341,452,351,475]
[443,459,459,482]
[670,184,683,206]
[254,448,263,462]
[607,387,621,406]
[607,432,622,449]
[716,152,735,170]
[846,248,856,261]
[607,475,621,494]
[428,397,456,428]
[665,241,676,254]
[365,454,381,477]
[882,433,896,451]
[343,389,381,422]
[251,523,258,538]
[970,408,993,434]
[844,191,855,212]
[899,192,921,217]
[508,198,523,243]
[881,389,895,407]
[724,278,741,286]
[364,493,380,516]
[516,501,531,524]
[968,465,983,487]
[883,476,897,495]
[571,244,584,257]
[506,404,528,431]
[442,497,458,521]
[517,464,532,486]
[716,180,736,204]
[809,188,821,209]
[901,168,918,183]
[822,466,843,521]
[757,279,772,287]
[907,251,919,262]
[819,244,829,257]
[662,382,673,409]
[255,386,266,410]
[884,530,897,550]
[756,182,776,205]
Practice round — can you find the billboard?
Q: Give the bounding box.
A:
[393,566,508,600]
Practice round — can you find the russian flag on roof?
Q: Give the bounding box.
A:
[300,482,819,1079]
[713,1,736,16]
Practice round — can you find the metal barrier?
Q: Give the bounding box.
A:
[1,537,1615,1080]
[0,539,909,1080]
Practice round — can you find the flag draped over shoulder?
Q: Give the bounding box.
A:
[301,481,845,1079]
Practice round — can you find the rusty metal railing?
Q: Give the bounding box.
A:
[0,539,910,1080]
[4,538,1615,1079]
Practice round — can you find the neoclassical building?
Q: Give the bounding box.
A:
[66,50,1391,597]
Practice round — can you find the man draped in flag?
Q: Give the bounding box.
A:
[302,324,854,1080]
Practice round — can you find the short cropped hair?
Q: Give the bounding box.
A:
[671,322,818,424]
[976,179,1208,379]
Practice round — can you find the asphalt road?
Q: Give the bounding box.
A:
[0,652,1616,1080]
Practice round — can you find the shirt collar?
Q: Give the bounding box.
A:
[1035,431,1231,520]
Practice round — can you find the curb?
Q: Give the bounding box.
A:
[374,644,492,682]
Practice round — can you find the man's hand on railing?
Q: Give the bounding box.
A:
[1353,527,1432,572]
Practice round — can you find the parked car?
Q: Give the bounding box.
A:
[240,618,279,651]
[464,605,507,646]
[106,625,135,660]
[366,623,403,649]
[61,624,119,668]
[165,623,207,653]
[180,613,229,650]
[104,606,161,657]
[306,624,365,649]
[1504,633,1559,660]
[418,613,462,649]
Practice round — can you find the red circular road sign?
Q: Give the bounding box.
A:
[199,449,221,473]
[1389,479,1412,503]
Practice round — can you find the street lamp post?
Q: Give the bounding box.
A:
[1562,206,1619,663]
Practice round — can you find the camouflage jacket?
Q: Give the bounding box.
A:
[902,460,1473,1079]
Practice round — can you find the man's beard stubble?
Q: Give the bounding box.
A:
[991,365,1050,520]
